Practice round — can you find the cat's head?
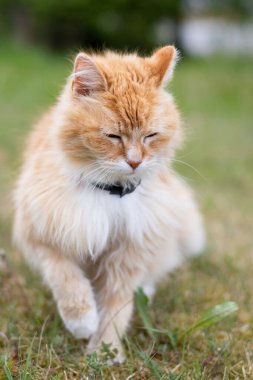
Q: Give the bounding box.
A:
[57,46,182,186]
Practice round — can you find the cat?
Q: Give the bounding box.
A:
[13,46,205,363]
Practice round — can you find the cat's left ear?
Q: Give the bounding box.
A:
[72,52,106,97]
[148,46,179,87]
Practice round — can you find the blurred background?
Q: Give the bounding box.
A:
[1,0,253,54]
[1,1,253,378]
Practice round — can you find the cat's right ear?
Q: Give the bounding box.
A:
[72,53,106,97]
[148,46,179,87]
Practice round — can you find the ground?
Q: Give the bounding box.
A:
[0,41,253,379]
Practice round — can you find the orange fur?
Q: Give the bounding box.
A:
[14,46,205,362]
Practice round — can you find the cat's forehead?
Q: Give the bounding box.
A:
[105,86,155,131]
[100,61,157,130]
[99,54,151,88]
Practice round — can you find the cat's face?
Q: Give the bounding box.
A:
[59,47,181,185]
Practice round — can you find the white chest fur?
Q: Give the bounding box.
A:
[17,157,190,260]
[49,176,185,258]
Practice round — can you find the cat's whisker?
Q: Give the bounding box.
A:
[153,156,206,181]
[67,163,101,184]
[88,167,114,192]
[77,165,107,185]
[171,158,206,181]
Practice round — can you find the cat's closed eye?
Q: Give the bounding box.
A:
[144,132,158,142]
[105,134,121,140]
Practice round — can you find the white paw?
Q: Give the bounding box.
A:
[62,307,99,339]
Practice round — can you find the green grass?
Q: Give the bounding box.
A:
[0,41,253,379]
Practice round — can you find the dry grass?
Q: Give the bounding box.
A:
[0,41,253,379]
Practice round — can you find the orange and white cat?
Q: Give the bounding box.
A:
[14,46,205,362]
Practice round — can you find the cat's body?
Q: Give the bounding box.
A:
[14,46,205,362]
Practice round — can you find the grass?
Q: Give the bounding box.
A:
[0,40,253,379]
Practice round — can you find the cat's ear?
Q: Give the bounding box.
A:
[72,53,106,96]
[148,46,179,87]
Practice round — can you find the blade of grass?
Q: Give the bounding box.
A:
[37,315,49,359]
[20,336,35,380]
[139,352,163,379]
[4,355,14,380]
[135,287,156,339]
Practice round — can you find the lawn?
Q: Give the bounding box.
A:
[0,41,253,379]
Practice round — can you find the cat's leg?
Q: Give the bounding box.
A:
[168,176,205,258]
[28,246,98,339]
[87,288,133,363]
[179,200,205,258]
[87,260,137,363]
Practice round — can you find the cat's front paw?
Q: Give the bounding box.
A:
[61,306,99,339]
[86,336,125,364]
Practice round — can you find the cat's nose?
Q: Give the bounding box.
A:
[127,160,141,170]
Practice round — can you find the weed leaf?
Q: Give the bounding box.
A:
[184,301,238,336]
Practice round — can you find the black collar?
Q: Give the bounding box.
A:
[93,181,141,197]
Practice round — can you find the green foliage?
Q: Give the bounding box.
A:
[1,0,181,51]
[1,0,252,52]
